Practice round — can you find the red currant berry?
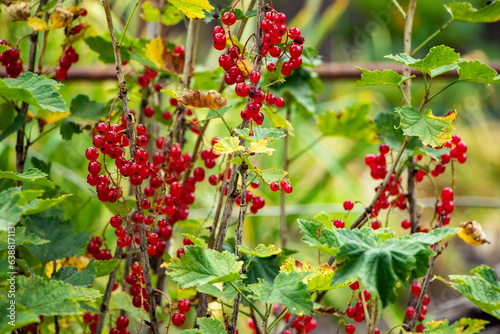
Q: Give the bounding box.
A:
[349,281,360,290]
[172,312,186,326]
[411,283,422,296]
[343,200,354,211]
[406,306,415,320]
[177,299,191,313]
[270,182,280,191]
[345,324,356,334]
[222,12,236,26]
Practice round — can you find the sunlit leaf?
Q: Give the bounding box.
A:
[213,137,244,155]
[354,68,404,86]
[249,139,275,156]
[239,244,282,258]
[457,60,500,84]
[446,1,500,23]
[263,107,295,136]
[166,0,214,19]
[145,36,166,70]
[253,168,287,184]
[395,107,456,148]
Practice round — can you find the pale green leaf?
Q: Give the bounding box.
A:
[298,219,340,256]
[92,259,120,277]
[314,212,333,230]
[0,187,23,231]
[395,107,456,148]
[166,0,214,19]
[22,194,71,215]
[239,244,282,258]
[407,227,460,245]
[263,107,295,136]
[202,105,230,122]
[354,68,403,86]
[0,168,54,188]
[253,168,287,184]
[0,72,67,113]
[458,60,500,84]
[162,4,183,25]
[317,103,378,143]
[141,1,160,22]
[164,246,243,289]
[446,1,500,23]
[248,272,312,315]
[197,281,246,302]
[213,137,245,155]
[385,46,460,76]
[234,127,286,143]
[374,112,423,152]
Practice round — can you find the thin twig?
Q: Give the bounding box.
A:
[391,0,407,20]
[279,108,290,248]
[118,0,141,46]
[411,18,453,56]
[100,0,160,332]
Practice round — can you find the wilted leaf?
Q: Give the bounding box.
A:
[249,139,275,156]
[420,318,488,334]
[395,107,456,148]
[458,221,490,245]
[6,1,31,21]
[145,36,165,70]
[163,48,186,75]
[236,58,252,76]
[49,4,74,29]
[178,90,227,110]
[213,137,244,155]
[28,17,50,31]
[167,0,214,19]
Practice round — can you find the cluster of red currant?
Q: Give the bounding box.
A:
[342,282,380,334]
[86,236,112,260]
[137,66,159,89]
[126,261,152,312]
[21,316,43,333]
[405,283,429,333]
[175,236,194,260]
[283,314,317,334]
[82,312,99,333]
[213,7,304,123]
[171,298,191,327]
[435,187,454,226]
[55,46,80,81]
[83,312,130,334]
[0,41,23,78]
[270,179,293,193]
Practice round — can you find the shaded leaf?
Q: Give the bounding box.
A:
[0,187,23,231]
[317,103,378,143]
[52,259,96,287]
[0,72,67,113]
[248,272,312,315]
[164,245,243,289]
[60,94,107,140]
[354,68,404,86]
[24,210,90,263]
[239,244,282,258]
[375,112,422,152]
[0,226,48,250]
[22,194,71,215]
[244,254,281,285]
[166,0,214,19]
[446,1,500,23]
[395,107,456,148]
[84,35,130,64]
[0,113,24,142]
[408,227,460,245]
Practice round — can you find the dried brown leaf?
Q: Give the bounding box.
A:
[178,90,227,110]
[6,1,31,21]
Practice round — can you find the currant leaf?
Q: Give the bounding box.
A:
[354,68,404,86]
[446,1,500,23]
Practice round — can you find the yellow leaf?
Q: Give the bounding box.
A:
[458,221,490,245]
[36,110,71,123]
[44,256,91,278]
[213,137,244,155]
[28,17,50,31]
[145,36,166,70]
[281,258,314,273]
[161,89,180,99]
[6,2,31,22]
[250,139,275,156]
[236,58,252,76]
[166,0,214,20]
[50,4,74,29]
[178,90,227,110]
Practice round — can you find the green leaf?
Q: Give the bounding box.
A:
[314,211,333,230]
[385,46,460,76]
[202,105,230,122]
[16,275,101,316]
[253,168,287,184]
[234,127,286,143]
[298,219,340,256]
[418,145,450,161]
[22,194,71,215]
[239,244,282,258]
[354,68,404,86]
[317,103,378,143]
[0,187,23,231]
[24,210,90,263]
[407,227,460,245]
[92,259,120,277]
[165,245,243,289]
[141,1,160,22]
[0,114,24,142]
[52,259,97,287]
[374,112,422,152]
[213,137,244,155]
[244,254,281,285]
[166,0,214,19]
[180,317,226,334]
[16,258,38,276]
[60,95,107,140]
[446,1,500,23]
[0,72,67,113]
[422,318,488,334]
[0,226,48,250]
[248,272,312,315]
[0,300,39,333]
[331,227,455,308]
[162,4,183,25]
[263,107,295,136]
[395,107,456,148]
[0,168,55,188]
[437,265,500,319]
[280,258,341,293]
[457,60,500,84]
[84,35,130,64]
